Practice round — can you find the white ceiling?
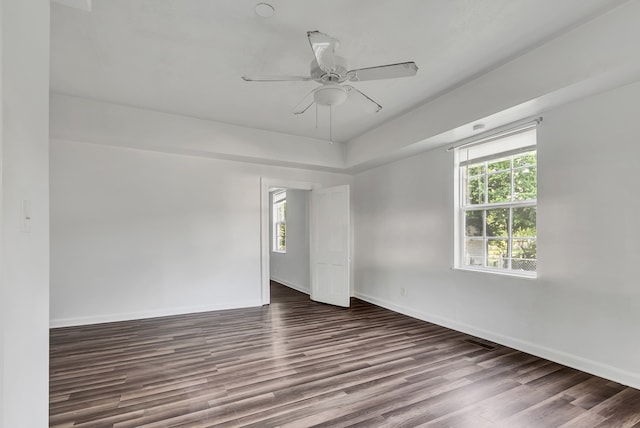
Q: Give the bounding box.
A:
[50,0,625,144]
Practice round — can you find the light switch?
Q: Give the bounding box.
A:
[20,200,31,233]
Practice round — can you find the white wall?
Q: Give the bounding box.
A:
[353,79,640,389]
[50,140,349,326]
[270,189,310,294]
[0,0,50,427]
[51,94,346,172]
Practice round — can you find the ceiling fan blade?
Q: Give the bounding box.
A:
[293,88,317,115]
[307,30,338,74]
[347,62,418,82]
[344,85,382,112]
[241,75,312,82]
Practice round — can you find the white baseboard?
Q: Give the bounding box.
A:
[50,299,263,328]
[270,276,310,295]
[354,291,640,390]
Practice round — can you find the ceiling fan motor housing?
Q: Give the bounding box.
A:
[310,56,349,83]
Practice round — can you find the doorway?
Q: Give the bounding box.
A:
[260,178,313,305]
[268,187,311,295]
[260,178,351,307]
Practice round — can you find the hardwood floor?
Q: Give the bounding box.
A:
[50,282,640,427]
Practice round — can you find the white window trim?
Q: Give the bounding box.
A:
[453,126,538,278]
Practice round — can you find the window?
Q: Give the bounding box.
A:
[454,127,537,276]
[272,191,286,253]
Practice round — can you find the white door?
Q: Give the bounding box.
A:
[310,184,350,307]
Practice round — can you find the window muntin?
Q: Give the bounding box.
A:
[272,191,286,253]
[456,129,537,276]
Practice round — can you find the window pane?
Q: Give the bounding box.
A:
[512,238,536,258]
[486,208,509,237]
[464,238,484,267]
[276,222,286,251]
[466,177,485,205]
[274,201,285,222]
[512,238,536,271]
[512,207,536,237]
[514,151,536,168]
[467,163,485,177]
[487,171,511,203]
[487,239,508,269]
[513,166,536,201]
[488,158,510,173]
[465,210,483,237]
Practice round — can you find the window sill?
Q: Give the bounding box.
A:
[272,250,286,254]
[453,266,537,280]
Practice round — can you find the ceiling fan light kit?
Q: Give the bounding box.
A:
[314,84,347,106]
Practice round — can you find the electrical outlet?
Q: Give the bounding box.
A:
[400,287,407,297]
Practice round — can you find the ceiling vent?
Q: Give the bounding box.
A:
[463,338,497,351]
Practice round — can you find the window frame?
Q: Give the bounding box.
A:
[272,191,287,253]
[454,128,537,278]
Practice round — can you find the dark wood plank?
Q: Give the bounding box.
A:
[49,281,640,427]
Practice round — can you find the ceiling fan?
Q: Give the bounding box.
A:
[242,31,419,116]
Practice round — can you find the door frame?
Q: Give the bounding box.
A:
[260,177,314,305]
